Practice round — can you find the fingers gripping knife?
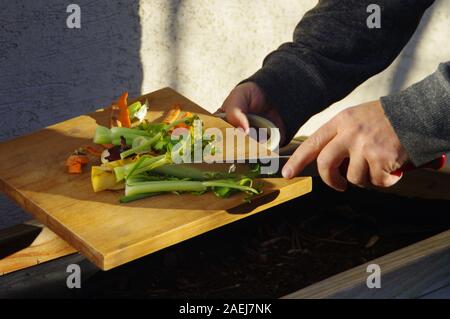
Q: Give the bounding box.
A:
[213,113,447,177]
[279,135,446,176]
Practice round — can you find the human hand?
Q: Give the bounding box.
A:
[282,100,409,191]
[218,82,286,144]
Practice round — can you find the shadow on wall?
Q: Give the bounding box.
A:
[388,3,435,94]
[167,0,181,90]
[0,0,142,140]
[0,1,142,228]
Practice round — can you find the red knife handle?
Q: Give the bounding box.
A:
[391,154,447,177]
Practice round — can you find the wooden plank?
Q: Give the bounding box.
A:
[0,253,98,298]
[0,223,76,276]
[0,222,42,259]
[0,87,312,271]
[283,167,450,299]
[420,282,450,299]
[283,229,450,299]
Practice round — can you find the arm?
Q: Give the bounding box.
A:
[381,62,450,166]
[246,0,435,143]
[221,0,442,191]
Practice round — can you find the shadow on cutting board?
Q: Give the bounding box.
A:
[4,126,281,212]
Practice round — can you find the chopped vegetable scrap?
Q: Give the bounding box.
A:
[84,145,103,157]
[66,154,89,174]
[68,92,262,203]
[162,104,181,124]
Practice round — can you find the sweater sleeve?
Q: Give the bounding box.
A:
[380,62,450,166]
[244,0,434,143]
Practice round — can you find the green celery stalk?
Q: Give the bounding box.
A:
[111,127,152,146]
[120,132,162,159]
[93,126,112,144]
[116,155,157,182]
[202,180,260,194]
[163,115,196,131]
[132,136,150,149]
[152,165,222,180]
[112,134,144,146]
[127,101,142,119]
[124,155,148,179]
[212,186,236,198]
[119,192,162,203]
[131,156,170,177]
[125,180,207,196]
[94,126,151,146]
[111,127,150,139]
[124,179,260,197]
[125,155,169,179]
[114,166,126,182]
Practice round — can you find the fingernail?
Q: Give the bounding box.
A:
[244,127,249,134]
[282,165,292,179]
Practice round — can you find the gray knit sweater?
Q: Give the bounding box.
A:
[245,0,449,166]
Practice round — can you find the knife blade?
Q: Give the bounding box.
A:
[163,153,446,180]
[160,154,316,179]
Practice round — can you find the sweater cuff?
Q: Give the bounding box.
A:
[380,63,450,166]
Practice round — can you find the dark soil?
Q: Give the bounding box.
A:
[76,178,450,298]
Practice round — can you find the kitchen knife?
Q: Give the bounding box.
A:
[162,153,446,180]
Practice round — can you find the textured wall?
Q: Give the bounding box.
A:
[139,0,315,111]
[1,0,449,228]
[0,0,143,227]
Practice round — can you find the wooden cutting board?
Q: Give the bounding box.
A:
[0,88,312,270]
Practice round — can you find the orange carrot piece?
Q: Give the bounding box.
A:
[84,146,103,157]
[117,91,128,108]
[117,92,131,128]
[174,123,190,129]
[174,111,194,129]
[67,163,82,174]
[163,105,181,124]
[120,112,131,128]
[66,155,89,174]
[66,154,89,165]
